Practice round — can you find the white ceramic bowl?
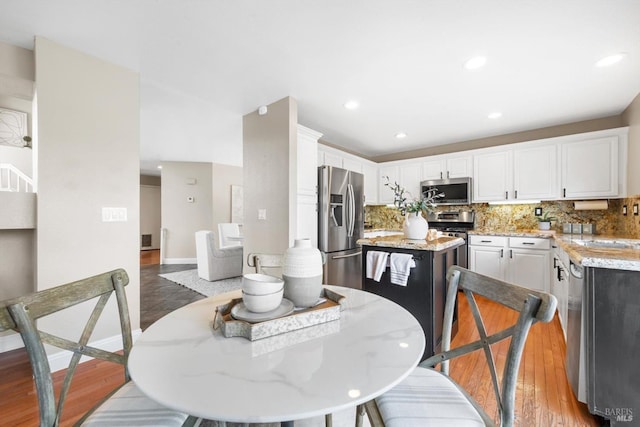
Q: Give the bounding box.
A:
[242,288,283,313]
[242,273,284,295]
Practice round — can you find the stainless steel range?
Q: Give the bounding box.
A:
[427,210,475,269]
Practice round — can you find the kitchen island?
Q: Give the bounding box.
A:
[357,234,464,361]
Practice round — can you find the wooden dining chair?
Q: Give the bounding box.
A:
[247,252,284,274]
[361,265,557,427]
[0,268,200,427]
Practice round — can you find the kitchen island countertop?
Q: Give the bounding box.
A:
[357,235,464,251]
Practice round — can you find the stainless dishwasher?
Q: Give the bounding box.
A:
[566,260,587,403]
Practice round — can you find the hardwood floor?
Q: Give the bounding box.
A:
[0,254,603,426]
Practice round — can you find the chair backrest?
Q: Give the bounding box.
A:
[421,265,557,427]
[218,223,242,248]
[0,269,132,427]
[247,253,283,274]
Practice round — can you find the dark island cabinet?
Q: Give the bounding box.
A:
[362,245,459,361]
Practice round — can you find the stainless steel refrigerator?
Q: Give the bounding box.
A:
[318,166,364,289]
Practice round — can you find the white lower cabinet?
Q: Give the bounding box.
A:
[468,236,508,280]
[469,235,550,293]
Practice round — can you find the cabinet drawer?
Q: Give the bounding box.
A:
[469,235,508,247]
[509,237,550,250]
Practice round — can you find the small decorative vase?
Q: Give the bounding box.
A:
[403,211,429,240]
[538,221,551,230]
[282,238,323,308]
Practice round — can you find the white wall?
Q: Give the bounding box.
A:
[35,37,141,338]
[161,161,213,262]
[242,97,297,273]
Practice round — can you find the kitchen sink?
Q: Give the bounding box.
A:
[572,239,639,249]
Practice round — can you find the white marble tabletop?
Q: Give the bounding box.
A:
[128,286,425,424]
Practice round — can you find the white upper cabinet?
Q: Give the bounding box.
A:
[473,150,512,202]
[399,163,423,202]
[474,141,559,202]
[319,150,343,168]
[342,157,363,173]
[560,136,619,199]
[422,154,472,181]
[513,144,558,200]
[362,162,378,205]
[318,144,379,204]
[378,165,399,204]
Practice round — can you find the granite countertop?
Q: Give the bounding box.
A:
[357,235,464,251]
[468,229,556,238]
[553,234,640,272]
[469,229,640,271]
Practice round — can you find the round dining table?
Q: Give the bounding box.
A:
[128,286,425,426]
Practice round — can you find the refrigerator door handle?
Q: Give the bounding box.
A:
[347,184,355,237]
[332,251,362,259]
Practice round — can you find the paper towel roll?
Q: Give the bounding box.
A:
[573,200,608,210]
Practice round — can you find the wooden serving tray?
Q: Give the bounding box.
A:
[213,288,345,341]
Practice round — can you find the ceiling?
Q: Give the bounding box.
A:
[1,0,639,175]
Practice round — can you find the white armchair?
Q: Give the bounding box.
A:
[195,230,243,281]
[218,223,242,248]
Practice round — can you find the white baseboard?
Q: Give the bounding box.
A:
[162,257,197,265]
[0,329,142,372]
[0,332,25,352]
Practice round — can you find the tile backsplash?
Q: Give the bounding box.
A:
[366,195,640,238]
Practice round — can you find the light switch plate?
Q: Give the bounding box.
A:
[258,209,267,220]
[102,207,128,222]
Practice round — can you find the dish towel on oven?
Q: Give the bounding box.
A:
[366,251,389,282]
[389,253,416,286]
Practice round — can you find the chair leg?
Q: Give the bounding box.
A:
[325,413,333,427]
[355,404,365,427]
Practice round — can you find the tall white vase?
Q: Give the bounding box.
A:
[403,211,429,240]
[282,238,323,308]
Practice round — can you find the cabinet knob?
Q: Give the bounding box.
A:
[505,191,508,199]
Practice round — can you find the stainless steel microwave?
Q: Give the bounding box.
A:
[421,177,472,205]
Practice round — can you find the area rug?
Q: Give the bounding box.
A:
[158,269,242,297]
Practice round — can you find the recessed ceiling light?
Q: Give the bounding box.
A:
[395,132,407,139]
[343,100,359,110]
[157,165,163,169]
[464,56,487,70]
[596,53,627,67]
[488,112,502,119]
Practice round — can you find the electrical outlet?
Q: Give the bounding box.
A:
[634,204,639,216]
[623,205,628,215]
[534,207,542,216]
